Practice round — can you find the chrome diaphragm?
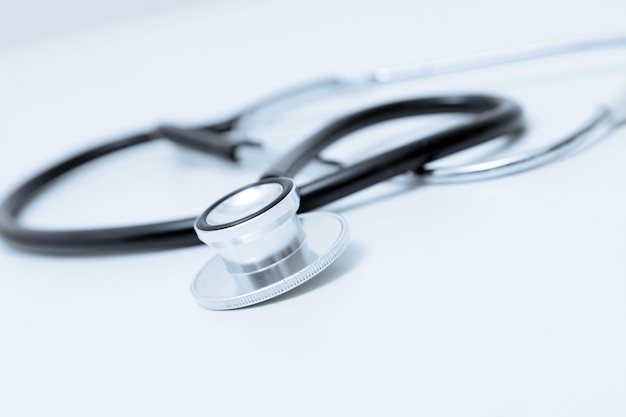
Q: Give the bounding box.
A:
[191,177,349,310]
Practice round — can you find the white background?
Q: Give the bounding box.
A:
[1,0,625,416]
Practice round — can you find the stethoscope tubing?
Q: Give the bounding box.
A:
[0,95,521,255]
[266,95,523,211]
[2,33,625,255]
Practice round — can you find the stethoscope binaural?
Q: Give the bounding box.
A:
[1,35,626,309]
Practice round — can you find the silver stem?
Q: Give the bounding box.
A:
[419,107,616,183]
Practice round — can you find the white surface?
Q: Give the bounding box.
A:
[1,1,625,416]
[602,76,626,122]
[0,0,213,51]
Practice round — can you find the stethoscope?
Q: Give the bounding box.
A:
[1,35,625,309]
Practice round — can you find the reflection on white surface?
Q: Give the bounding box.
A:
[0,0,625,416]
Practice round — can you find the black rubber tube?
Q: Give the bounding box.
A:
[0,132,204,255]
[0,95,522,255]
[264,95,523,211]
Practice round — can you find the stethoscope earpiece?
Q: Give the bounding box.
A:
[191,178,349,310]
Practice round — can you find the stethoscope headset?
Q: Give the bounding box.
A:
[1,35,625,309]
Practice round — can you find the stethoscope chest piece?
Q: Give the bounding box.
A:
[191,177,349,310]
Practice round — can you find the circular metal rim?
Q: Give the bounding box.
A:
[191,212,349,310]
[195,177,294,232]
